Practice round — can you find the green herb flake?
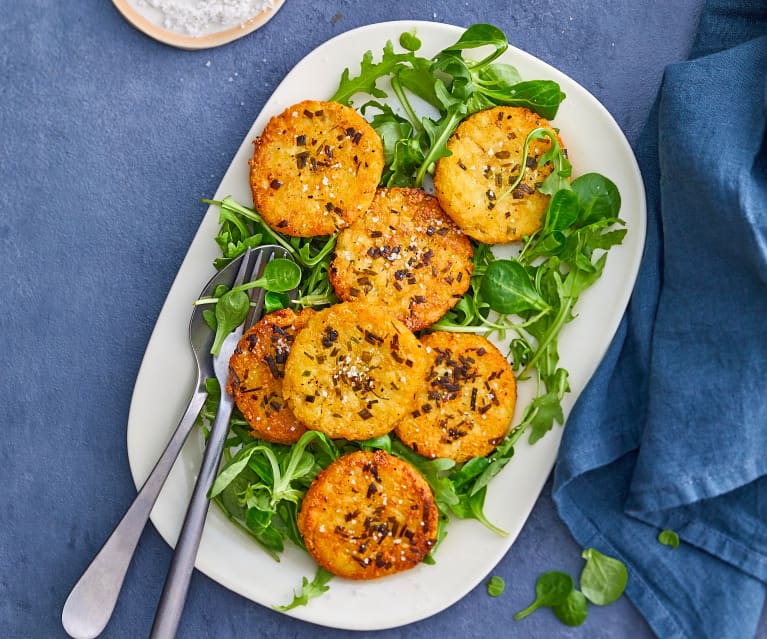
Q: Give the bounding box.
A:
[399,30,421,52]
[486,575,505,597]
[658,529,680,549]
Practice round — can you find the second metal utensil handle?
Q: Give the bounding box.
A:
[61,391,207,639]
[149,390,235,639]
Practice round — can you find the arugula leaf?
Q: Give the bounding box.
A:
[275,567,334,611]
[397,62,443,110]
[390,440,509,536]
[450,485,507,536]
[276,501,305,549]
[468,430,516,496]
[522,370,568,444]
[330,41,423,106]
[536,132,573,195]
[432,22,563,118]
[449,456,489,491]
[388,137,426,187]
[245,508,285,552]
[495,127,571,205]
[357,433,393,453]
[392,440,459,509]
[205,196,293,265]
[415,102,467,186]
[209,430,340,563]
[362,101,414,164]
[209,445,261,499]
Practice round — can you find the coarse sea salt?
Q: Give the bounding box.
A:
[136,0,278,37]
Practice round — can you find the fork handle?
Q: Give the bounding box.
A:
[149,392,235,639]
[61,390,208,639]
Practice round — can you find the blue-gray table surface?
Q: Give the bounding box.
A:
[2,1,765,637]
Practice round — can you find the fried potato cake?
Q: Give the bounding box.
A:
[297,449,438,579]
[328,187,473,332]
[433,106,566,244]
[227,308,314,445]
[394,331,516,462]
[249,99,384,237]
[282,301,427,440]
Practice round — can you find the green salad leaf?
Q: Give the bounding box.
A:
[487,575,506,597]
[553,588,589,626]
[580,548,629,606]
[209,289,249,355]
[330,40,420,106]
[514,570,574,620]
[275,567,334,611]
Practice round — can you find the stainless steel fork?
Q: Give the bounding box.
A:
[61,244,291,639]
[149,245,291,638]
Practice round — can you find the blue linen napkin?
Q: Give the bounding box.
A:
[553,1,767,638]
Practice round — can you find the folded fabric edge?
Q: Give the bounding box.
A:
[626,458,767,514]
[554,418,639,490]
[553,317,646,488]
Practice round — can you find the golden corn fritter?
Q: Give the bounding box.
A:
[394,331,517,462]
[227,308,315,445]
[433,105,567,244]
[282,301,428,440]
[298,449,438,579]
[328,187,474,331]
[249,100,384,237]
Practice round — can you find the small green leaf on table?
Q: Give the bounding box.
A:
[487,575,505,597]
[580,548,628,606]
[514,570,574,620]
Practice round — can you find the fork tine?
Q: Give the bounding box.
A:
[149,244,292,639]
[242,245,295,329]
[242,246,272,329]
[231,247,257,289]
